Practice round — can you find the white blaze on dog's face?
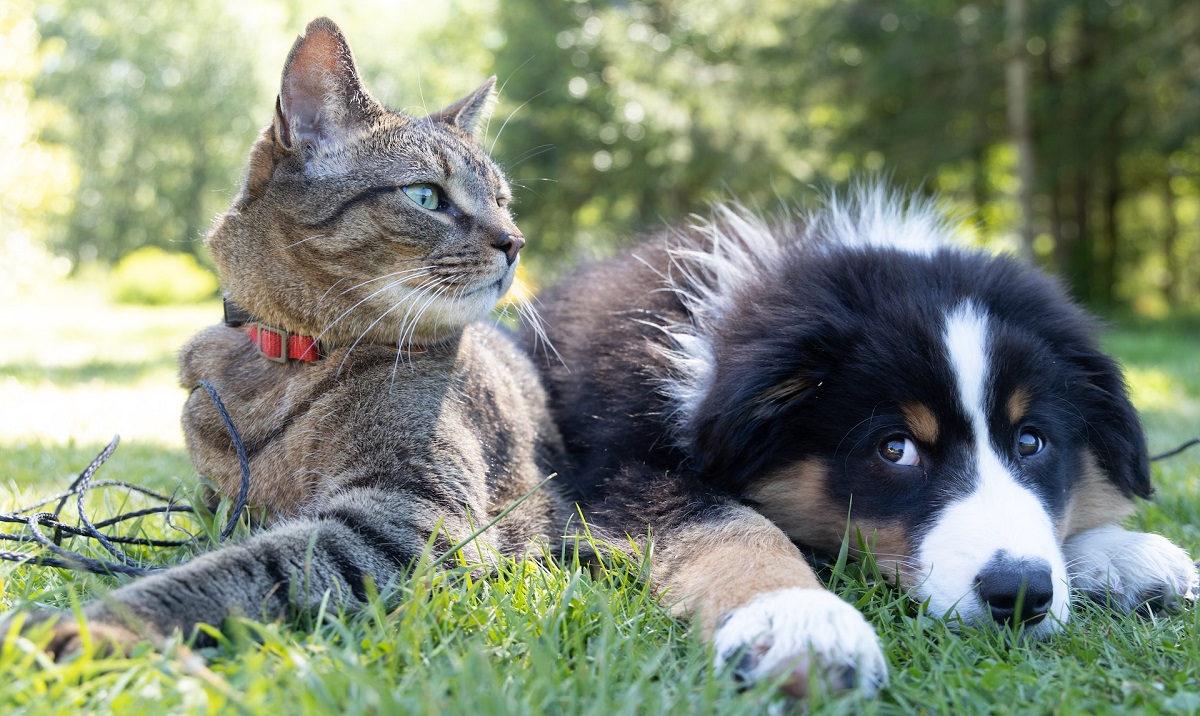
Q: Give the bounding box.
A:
[913,303,1069,635]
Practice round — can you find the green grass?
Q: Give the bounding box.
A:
[2,285,1199,715]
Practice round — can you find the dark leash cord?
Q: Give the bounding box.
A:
[0,380,250,577]
[1150,438,1200,462]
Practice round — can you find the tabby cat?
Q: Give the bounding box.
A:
[6,17,565,655]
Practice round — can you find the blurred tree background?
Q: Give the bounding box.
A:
[2,0,1197,313]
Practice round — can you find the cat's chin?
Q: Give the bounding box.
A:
[400,273,514,342]
[458,273,515,316]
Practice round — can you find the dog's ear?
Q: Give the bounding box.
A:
[688,324,830,488]
[1070,348,1152,499]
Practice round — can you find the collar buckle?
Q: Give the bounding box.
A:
[249,323,291,363]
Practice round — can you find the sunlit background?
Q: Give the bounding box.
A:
[1,0,1198,452]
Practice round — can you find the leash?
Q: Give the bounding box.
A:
[0,381,251,576]
[1150,437,1200,462]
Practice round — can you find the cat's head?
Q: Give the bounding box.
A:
[207,17,521,348]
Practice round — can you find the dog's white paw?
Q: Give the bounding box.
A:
[712,587,888,699]
[1064,525,1199,612]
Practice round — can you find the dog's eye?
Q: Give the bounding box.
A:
[879,436,921,466]
[1017,429,1045,457]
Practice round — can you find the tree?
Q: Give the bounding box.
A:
[487,0,839,273]
[34,0,261,265]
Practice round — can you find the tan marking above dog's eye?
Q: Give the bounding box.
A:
[901,403,939,444]
[879,435,921,467]
[1007,388,1032,425]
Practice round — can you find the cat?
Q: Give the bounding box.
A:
[4,17,565,656]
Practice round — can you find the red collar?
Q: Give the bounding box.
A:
[245,323,321,363]
[226,298,425,364]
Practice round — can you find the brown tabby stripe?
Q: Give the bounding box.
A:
[306,186,400,229]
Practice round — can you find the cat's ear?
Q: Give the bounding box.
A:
[429,76,497,141]
[275,17,373,152]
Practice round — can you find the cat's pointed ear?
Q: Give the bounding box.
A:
[275,17,373,152]
[429,76,497,141]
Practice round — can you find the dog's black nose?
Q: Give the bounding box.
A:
[975,553,1055,626]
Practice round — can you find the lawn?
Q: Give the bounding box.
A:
[1,283,1199,715]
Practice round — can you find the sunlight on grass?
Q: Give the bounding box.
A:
[1125,365,1199,418]
[0,380,193,448]
[0,280,218,448]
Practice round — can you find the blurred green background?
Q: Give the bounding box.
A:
[2,0,1197,311]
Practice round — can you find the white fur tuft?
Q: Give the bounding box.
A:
[651,205,782,429]
[812,182,958,256]
[653,183,962,438]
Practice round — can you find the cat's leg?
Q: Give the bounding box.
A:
[3,486,475,658]
[583,464,887,698]
[1064,524,1198,611]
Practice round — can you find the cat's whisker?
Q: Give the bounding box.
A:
[392,275,452,347]
[399,276,456,351]
[390,280,456,384]
[424,281,462,352]
[283,233,326,249]
[318,276,351,304]
[514,295,564,367]
[416,66,428,116]
[319,277,409,344]
[417,281,463,350]
[508,178,557,200]
[335,265,434,298]
[317,272,432,344]
[504,144,556,170]
[484,55,535,142]
[389,278,457,383]
[337,275,447,378]
[488,90,548,157]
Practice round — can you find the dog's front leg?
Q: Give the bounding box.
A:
[651,504,887,698]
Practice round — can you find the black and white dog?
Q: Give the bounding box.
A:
[528,185,1199,696]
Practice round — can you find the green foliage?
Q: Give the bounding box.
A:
[484,0,839,270]
[477,0,1200,303]
[32,0,262,265]
[9,1,1200,306]
[111,247,217,305]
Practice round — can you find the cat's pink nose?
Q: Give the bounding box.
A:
[494,232,525,265]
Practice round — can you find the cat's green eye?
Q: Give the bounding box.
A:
[402,184,443,211]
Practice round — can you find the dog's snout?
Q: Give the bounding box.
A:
[975,553,1055,626]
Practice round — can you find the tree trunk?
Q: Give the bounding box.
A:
[1070,171,1093,303]
[1050,178,1066,272]
[1162,170,1181,305]
[1096,106,1124,308]
[1006,0,1036,260]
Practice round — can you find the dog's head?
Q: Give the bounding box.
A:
[663,195,1148,636]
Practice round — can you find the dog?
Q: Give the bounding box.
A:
[526,185,1199,696]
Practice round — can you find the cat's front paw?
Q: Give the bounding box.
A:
[1064,525,1199,612]
[712,587,888,699]
[2,610,146,660]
